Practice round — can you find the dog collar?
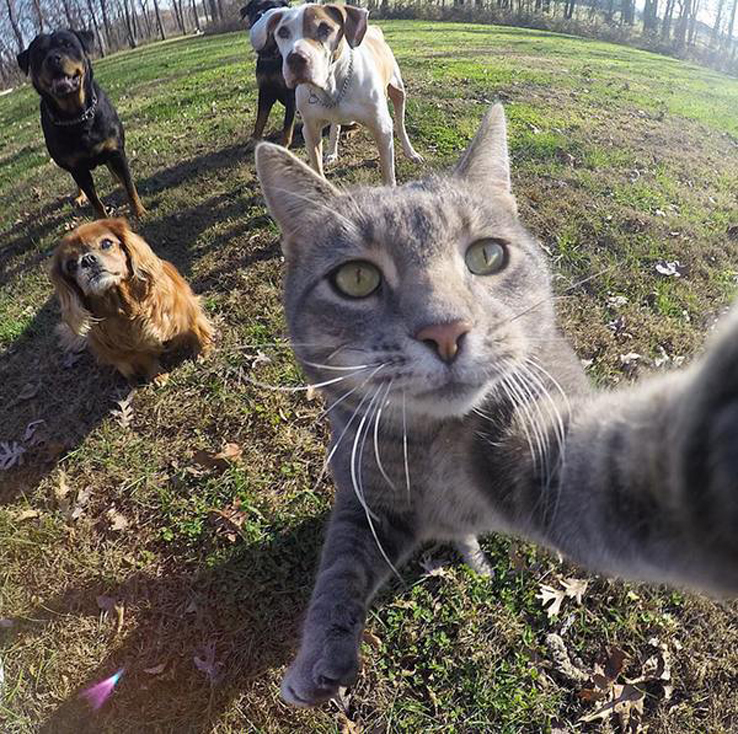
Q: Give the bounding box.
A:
[43,91,98,127]
[308,49,354,109]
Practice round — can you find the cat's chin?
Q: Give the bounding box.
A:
[406,382,489,420]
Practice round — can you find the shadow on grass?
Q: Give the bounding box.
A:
[0,139,283,503]
[28,515,328,733]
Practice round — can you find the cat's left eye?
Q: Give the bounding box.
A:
[332,261,381,299]
[465,239,506,276]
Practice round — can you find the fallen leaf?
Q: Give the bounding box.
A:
[106,507,129,532]
[537,583,566,619]
[193,641,223,684]
[561,577,588,605]
[604,647,627,682]
[16,509,40,521]
[111,391,134,430]
[362,629,382,650]
[193,443,242,473]
[23,419,46,444]
[655,260,683,277]
[0,441,26,471]
[337,712,360,734]
[17,382,40,402]
[143,662,166,675]
[545,633,589,683]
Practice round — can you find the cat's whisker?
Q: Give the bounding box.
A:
[503,266,615,327]
[506,372,546,475]
[491,377,536,469]
[312,387,375,494]
[351,385,403,581]
[301,360,384,372]
[373,380,397,492]
[312,364,387,426]
[246,367,372,393]
[402,390,411,499]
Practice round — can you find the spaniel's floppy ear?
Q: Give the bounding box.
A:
[48,249,92,336]
[106,218,163,298]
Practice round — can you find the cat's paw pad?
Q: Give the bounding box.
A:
[280,638,359,707]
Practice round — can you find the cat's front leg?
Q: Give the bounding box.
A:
[281,492,416,707]
[673,306,738,565]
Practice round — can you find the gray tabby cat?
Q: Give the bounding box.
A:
[255,104,738,707]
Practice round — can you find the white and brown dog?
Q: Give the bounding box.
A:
[251,3,422,185]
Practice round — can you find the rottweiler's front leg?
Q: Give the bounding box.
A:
[106,151,146,218]
[70,168,107,218]
[247,88,277,151]
[281,96,296,149]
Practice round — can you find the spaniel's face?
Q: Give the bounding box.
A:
[57,223,130,296]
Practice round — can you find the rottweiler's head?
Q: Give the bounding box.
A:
[17,30,95,109]
[240,0,288,28]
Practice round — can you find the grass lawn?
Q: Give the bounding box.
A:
[1,20,737,733]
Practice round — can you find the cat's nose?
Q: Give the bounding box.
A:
[415,320,471,363]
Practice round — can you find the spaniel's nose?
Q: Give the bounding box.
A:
[80,253,97,268]
[287,51,308,70]
[415,320,472,364]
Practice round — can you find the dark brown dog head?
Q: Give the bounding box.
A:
[17,30,95,112]
[240,0,289,28]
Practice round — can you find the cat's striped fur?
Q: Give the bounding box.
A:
[255,105,738,707]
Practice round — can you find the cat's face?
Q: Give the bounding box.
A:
[257,105,555,420]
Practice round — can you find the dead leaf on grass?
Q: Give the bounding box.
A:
[111,391,135,430]
[106,507,129,532]
[143,662,166,675]
[561,577,589,605]
[0,441,26,470]
[193,641,223,684]
[193,443,243,474]
[337,712,361,734]
[537,583,566,619]
[15,509,40,521]
[210,498,247,542]
[23,419,46,444]
[362,629,382,650]
[545,633,589,683]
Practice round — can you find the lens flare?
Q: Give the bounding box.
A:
[80,668,125,710]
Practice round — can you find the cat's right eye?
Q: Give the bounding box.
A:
[331,261,382,299]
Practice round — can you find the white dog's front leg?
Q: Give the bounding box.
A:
[325,124,340,167]
[303,119,325,178]
[367,115,396,186]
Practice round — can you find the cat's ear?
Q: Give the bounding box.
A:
[255,142,341,254]
[454,103,512,194]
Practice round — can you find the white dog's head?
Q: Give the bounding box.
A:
[251,3,368,89]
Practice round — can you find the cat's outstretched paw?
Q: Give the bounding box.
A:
[280,634,360,707]
[455,535,494,577]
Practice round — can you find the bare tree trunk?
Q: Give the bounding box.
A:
[661,0,676,40]
[687,0,700,45]
[31,0,45,32]
[139,0,152,35]
[216,0,224,21]
[85,0,106,54]
[152,0,166,39]
[725,0,738,50]
[4,0,23,52]
[674,0,691,50]
[121,0,137,47]
[99,0,113,48]
[190,0,201,30]
[711,0,726,46]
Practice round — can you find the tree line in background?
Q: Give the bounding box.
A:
[1,0,736,88]
[371,0,737,75]
[0,0,245,87]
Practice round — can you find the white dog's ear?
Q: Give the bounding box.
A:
[255,142,341,255]
[250,7,284,51]
[454,103,512,195]
[326,4,369,47]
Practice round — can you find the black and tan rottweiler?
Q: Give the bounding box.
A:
[241,0,296,150]
[17,29,145,218]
